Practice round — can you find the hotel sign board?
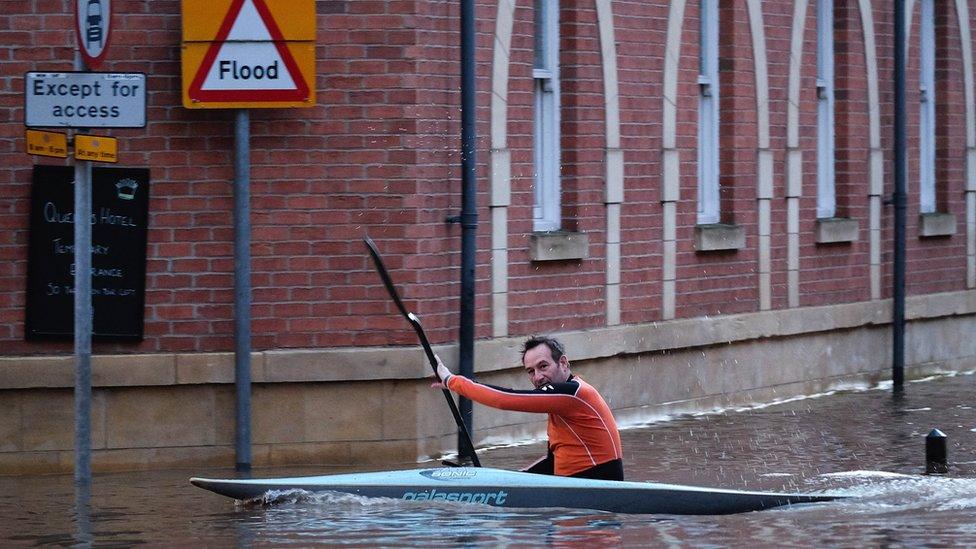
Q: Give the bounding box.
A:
[26,165,150,341]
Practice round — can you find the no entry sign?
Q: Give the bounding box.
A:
[76,0,111,68]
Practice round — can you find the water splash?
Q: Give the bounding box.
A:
[810,470,976,513]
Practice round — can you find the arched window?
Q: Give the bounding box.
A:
[817,0,837,218]
[533,0,561,231]
[919,0,936,213]
[697,0,720,224]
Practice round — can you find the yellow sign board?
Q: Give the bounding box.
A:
[182,0,315,42]
[26,129,68,158]
[181,0,316,109]
[74,134,118,163]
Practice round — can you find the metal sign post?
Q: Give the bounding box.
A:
[180,0,316,471]
[233,109,252,473]
[71,49,94,492]
[68,0,114,491]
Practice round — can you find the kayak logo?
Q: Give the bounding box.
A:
[402,489,508,505]
[420,469,478,481]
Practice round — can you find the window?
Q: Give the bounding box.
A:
[919,0,936,213]
[697,0,720,224]
[816,0,836,219]
[533,0,561,231]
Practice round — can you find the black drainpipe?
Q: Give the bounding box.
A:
[892,0,907,392]
[457,0,478,461]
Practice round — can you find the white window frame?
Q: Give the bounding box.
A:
[816,0,837,219]
[919,0,937,213]
[533,0,561,231]
[697,0,720,225]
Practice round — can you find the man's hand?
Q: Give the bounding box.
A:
[430,354,453,389]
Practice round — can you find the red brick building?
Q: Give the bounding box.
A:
[0,1,974,473]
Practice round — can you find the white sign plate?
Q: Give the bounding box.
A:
[25,72,146,128]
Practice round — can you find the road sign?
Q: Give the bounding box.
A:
[26,129,69,158]
[75,134,118,163]
[25,72,146,128]
[181,0,315,109]
[76,0,111,69]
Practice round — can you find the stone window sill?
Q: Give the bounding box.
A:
[919,212,956,238]
[529,231,589,261]
[815,217,859,244]
[694,223,745,251]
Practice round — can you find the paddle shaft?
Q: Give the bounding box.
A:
[363,237,482,467]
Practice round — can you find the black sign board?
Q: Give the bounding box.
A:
[26,165,150,340]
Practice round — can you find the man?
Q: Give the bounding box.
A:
[433,336,624,480]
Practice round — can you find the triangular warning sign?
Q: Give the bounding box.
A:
[188,0,310,102]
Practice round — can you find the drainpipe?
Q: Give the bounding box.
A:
[892,0,907,392]
[457,0,479,461]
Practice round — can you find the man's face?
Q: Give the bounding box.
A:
[523,344,571,389]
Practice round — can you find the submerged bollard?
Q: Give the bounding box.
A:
[925,428,948,474]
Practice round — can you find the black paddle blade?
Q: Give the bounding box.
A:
[363,235,409,318]
[363,235,437,375]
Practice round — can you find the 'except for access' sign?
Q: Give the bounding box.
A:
[24,72,146,128]
[181,0,316,109]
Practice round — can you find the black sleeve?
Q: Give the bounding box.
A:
[479,379,580,397]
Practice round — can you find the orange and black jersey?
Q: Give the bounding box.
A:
[444,373,623,478]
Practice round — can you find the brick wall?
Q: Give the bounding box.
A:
[913,0,971,294]
[1,0,973,358]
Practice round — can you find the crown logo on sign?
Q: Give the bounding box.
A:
[116,179,138,200]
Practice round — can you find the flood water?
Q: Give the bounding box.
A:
[2,370,975,547]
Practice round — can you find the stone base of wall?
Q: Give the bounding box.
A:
[1,290,974,475]
[0,381,450,475]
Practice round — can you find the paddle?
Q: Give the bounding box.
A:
[363,236,482,467]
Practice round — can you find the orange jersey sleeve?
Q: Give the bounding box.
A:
[445,375,583,414]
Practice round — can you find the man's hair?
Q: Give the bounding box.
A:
[521,335,565,363]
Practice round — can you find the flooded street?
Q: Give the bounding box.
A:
[3,371,975,547]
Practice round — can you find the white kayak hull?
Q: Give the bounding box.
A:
[190,466,842,515]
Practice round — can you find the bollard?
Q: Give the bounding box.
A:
[925,428,948,474]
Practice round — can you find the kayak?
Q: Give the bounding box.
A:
[190,466,844,515]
